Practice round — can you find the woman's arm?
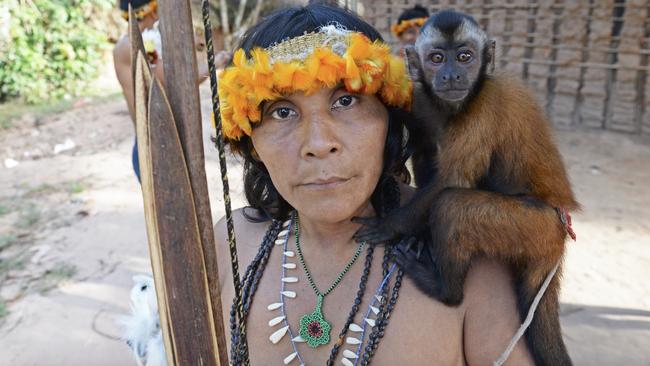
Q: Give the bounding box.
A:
[463,258,535,365]
[213,208,272,291]
[113,38,136,126]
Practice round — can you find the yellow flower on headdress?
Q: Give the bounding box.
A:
[306,48,346,88]
[391,17,427,37]
[381,56,412,110]
[232,49,247,67]
[217,26,412,140]
[293,68,317,93]
[342,33,372,91]
[358,41,390,94]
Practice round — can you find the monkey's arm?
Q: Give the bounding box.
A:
[394,187,567,305]
[354,117,491,243]
[411,143,439,188]
[353,179,443,242]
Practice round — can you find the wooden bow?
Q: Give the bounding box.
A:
[129,1,228,364]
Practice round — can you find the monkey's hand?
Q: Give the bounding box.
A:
[392,239,443,297]
[393,238,466,306]
[393,238,432,270]
[352,216,398,244]
[352,208,419,244]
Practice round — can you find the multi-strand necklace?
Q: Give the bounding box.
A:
[262,212,405,366]
[293,214,366,348]
[231,181,408,365]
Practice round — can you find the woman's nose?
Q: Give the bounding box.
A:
[299,113,341,159]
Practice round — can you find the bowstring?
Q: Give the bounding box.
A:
[198,1,249,364]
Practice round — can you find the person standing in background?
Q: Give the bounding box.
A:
[113,0,229,182]
[391,4,429,55]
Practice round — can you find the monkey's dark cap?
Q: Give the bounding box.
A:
[430,9,479,30]
[119,0,155,11]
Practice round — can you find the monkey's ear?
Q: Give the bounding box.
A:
[404,45,423,82]
[487,39,496,74]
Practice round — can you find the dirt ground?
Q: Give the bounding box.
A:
[0,83,648,365]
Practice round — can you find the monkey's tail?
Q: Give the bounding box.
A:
[516,265,573,366]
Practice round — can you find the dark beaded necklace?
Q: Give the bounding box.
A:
[230,176,406,365]
[293,213,367,348]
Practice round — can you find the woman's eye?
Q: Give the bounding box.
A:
[332,95,357,109]
[457,51,472,63]
[430,53,444,63]
[270,107,296,120]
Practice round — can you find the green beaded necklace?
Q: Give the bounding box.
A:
[293,214,366,349]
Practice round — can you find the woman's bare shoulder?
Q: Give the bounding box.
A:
[113,35,130,61]
[462,258,534,365]
[463,258,521,317]
[214,208,273,254]
[214,208,273,285]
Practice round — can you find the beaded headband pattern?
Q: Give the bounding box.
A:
[391,17,427,36]
[217,25,412,140]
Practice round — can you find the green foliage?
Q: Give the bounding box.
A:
[0,235,17,250]
[0,204,10,216]
[65,180,86,194]
[16,203,41,229]
[0,0,114,103]
[37,262,77,293]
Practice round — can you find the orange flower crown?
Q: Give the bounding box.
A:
[391,17,427,37]
[217,25,412,140]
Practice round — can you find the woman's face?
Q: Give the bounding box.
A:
[251,86,389,224]
[399,26,420,45]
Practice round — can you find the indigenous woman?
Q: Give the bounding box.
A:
[114,0,161,182]
[390,5,429,55]
[215,4,533,365]
[113,0,228,182]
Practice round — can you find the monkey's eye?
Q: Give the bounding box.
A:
[457,51,472,63]
[430,53,444,64]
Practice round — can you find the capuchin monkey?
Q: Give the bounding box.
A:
[354,10,578,366]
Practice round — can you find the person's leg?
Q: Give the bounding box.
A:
[132,138,141,183]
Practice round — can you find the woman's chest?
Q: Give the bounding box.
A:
[237,246,466,365]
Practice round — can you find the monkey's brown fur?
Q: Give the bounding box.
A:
[358,73,578,365]
[438,74,577,210]
[400,71,578,295]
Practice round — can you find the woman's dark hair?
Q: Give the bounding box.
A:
[397,4,430,24]
[228,3,411,221]
[119,0,154,11]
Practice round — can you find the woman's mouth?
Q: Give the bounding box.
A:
[301,176,351,190]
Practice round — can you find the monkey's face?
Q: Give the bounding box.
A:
[415,13,489,107]
[417,39,483,104]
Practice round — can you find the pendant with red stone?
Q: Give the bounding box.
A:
[299,295,331,348]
